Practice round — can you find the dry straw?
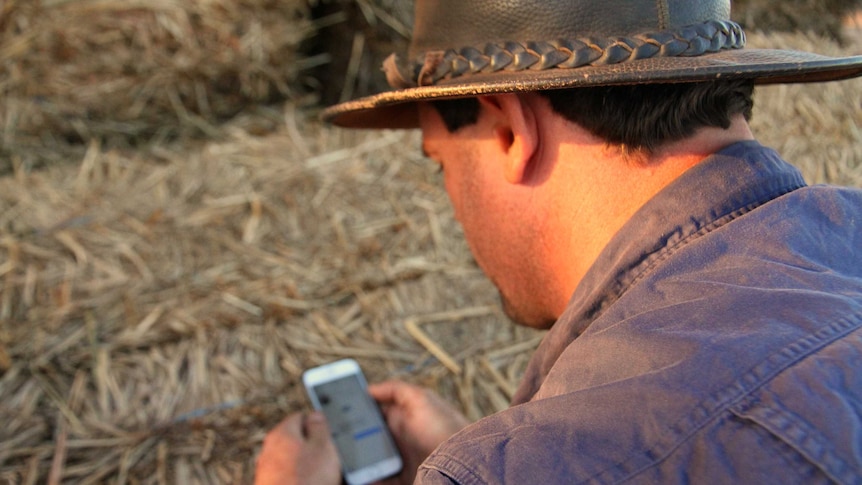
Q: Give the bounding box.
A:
[746,29,862,187]
[0,7,860,485]
[1,0,319,172]
[0,105,540,482]
[732,0,862,43]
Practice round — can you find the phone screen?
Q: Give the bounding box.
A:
[311,375,399,474]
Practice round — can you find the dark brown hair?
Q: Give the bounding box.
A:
[432,80,754,154]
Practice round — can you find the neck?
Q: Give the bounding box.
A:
[539,115,755,318]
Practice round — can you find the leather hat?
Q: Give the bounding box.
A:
[322,0,862,129]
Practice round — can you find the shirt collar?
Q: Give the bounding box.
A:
[513,140,808,404]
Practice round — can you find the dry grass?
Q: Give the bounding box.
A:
[0,10,860,485]
[0,106,539,483]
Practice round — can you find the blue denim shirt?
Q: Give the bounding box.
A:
[417,141,862,484]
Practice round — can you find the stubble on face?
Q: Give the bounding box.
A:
[419,103,557,331]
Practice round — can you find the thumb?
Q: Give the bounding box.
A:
[304,412,332,445]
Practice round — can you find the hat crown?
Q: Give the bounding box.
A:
[410,0,731,58]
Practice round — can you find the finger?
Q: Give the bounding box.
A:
[259,413,306,469]
[368,380,416,405]
[303,411,332,445]
[262,413,304,449]
[367,380,398,403]
[281,412,305,438]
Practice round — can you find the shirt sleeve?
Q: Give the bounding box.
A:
[414,467,461,485]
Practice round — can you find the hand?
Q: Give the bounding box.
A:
[254,411,341,485]
[370,381,470,485]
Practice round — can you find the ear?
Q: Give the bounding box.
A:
[478,94,539,184]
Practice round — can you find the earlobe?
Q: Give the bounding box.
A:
[479,94,539,184]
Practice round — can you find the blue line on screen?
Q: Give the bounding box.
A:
[353,426,383,440]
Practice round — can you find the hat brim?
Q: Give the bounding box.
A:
[322,48,862,129]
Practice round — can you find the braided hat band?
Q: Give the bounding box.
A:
[384,20,746,89]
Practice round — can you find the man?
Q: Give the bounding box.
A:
[257,0,862,483]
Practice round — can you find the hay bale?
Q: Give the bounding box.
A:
[307,0,413,105]
[0,0,315,173]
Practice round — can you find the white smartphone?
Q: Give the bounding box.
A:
[302,359,403,484]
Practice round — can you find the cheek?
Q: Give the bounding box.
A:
[440,176,462,227]
[450,186,503,272]
[441,160,476,223]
